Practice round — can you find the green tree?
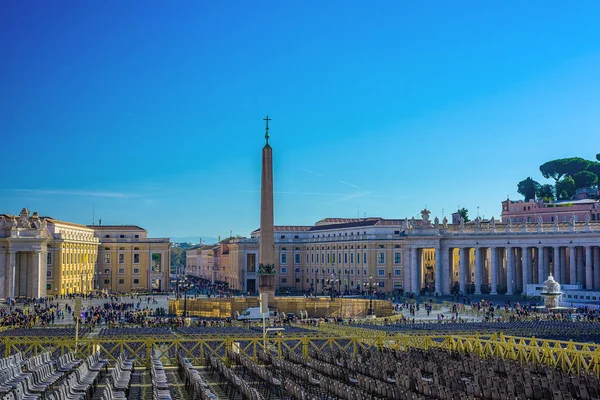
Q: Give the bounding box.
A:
[561,157,592,177]
[573,171,598,189]
[540,157,591,181]
[458,207,470,222]
[540,159,567,182]
[587,162,600,182]
[171,247,187,273]
[517,177,540,201]
[597,153,600,161]
[536,184,554,201]
[555,176,576,200]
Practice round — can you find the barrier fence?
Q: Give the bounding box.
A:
[1,333,599,377]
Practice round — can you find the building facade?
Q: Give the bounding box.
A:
[227,211,600,297]
[501,198,600,224]
[0,208,99,298]
[90,225,171,293]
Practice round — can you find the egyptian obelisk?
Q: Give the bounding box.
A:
[258,115,276,306]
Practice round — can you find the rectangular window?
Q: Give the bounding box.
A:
[47,270,52,277]
[350,253,354,264]
[364,269,367,276]
[295,254,300,264]
[133,268,140,274]
[104,268,110,274]
[104,279,110,284]
[133,254,140,264]
[378,269,385,276]
[281,267,288,274]
[306,254,309,263]
[118,279,125,284]
[47,252,52,265]
[311,254,314,263]
[133,278,139,284]
[118,254,125,264]
[364,252,367,264]
[378,252,385,264]
[357,253,360,264]
[321,254,324,263]
[394,269,402,276]
[281,253,287,264]
[118,268,125,274]
[338,253,341,263]
[394,252,402,264]
[46,284,51,290]
[281,278,287,283]
[344,253,348,264]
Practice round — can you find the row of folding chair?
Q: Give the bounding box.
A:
[176,353,218,400]
[44,354,102,400]
[150,355,171,400]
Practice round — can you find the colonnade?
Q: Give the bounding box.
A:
[406,244,600,296]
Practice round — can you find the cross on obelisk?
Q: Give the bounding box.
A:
[263,115,271,143]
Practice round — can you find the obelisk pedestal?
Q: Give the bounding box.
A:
[258,116,276,307]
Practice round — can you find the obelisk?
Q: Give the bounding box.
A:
[258,115,276,306]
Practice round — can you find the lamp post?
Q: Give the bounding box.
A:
[363,275,374,316]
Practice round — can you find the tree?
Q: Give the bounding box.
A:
[171,247,187,273]
[540,160,567,182]
[517,177,540,201]
[458,207,470,222]
[573,171,598,189]
[561,157,592,177]
[587,162,600,183]
[597,153,600,161]
[536,184,554,201]
[555,176,576,200]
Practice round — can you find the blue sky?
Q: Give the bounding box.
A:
[1,1,600,242]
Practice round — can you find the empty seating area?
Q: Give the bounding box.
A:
[0,351,106,400]
[349,320,600,342]
[98,327,174,338]
[177,353,218,400]
[0,327,90,337]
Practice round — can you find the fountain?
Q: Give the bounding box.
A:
[539,274,562,310]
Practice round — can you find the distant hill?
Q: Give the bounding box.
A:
[171,236,219,245]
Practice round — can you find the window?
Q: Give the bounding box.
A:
[104,279,110,285]
[311,254,314,263]
[46,284,51,290]
[350,253,354,263]
[104,254,110,264]
[118,268,125,274]
[295,268,300,273]
[105,234,110,238]
[363,252,367,264]
[281,278,287,283]
[394,252,402,264]
[281,253,287,264]
[338,253,342,263]
[357,269,360,275]
[47,252,52,265]
[280,235,286,239]
[378,252,385,264]
[296,278,300,283]
[344,253,348,263]
[294,254,301,264]
[134,235,139,239]
[120,235,125,238]
[357,252,360,264]
[281,267,288,274]
[394,269,402,276]
[133,254,140,264]
[118,254,125,264]
[133,278,139,284]
[377,269,385,276]
[118,279,125,284]
[133,268,140,274]
[104,268,110,274]
[47,270,52,277]
[306,254,309,263]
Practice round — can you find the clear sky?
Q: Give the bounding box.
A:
[1,1,600,242]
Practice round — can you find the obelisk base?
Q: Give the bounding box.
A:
[259,274,276,308]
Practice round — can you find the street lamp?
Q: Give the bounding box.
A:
[363,275,374,316]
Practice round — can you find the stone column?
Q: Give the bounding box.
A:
[553,246,561,281]
[560,247,567,284]
[506,247,514,295]
[521,247,529,294]
[474,247,482,295]
[537,247,545,283]
[569,246,576,284]
[411,247,419,295]
[434,247,442,295]
[6,251,16,299]
[515,248,523,293]
[577,247,585,285]
[585,246,593,290]
[490,247,497,295]
[442,247,450,295]
[594,247,600,290]
[459,248,467,293]
[403,249,411,293]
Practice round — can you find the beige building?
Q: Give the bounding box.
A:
[0,208,99,298]
[186,240,232,284]
[90,225,171,293]
[227,211,600,297]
